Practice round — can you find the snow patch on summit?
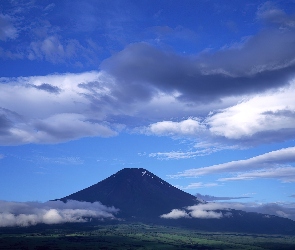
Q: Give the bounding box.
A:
[142,171,146,176]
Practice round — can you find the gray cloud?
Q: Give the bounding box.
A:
[195,193,251,201]
[31,83,61,94]
[0,200,119,227]
[257,2,295,28]
[0,114,12,135]
[0,14,18,41]
[0,108,24,138]
[101,31,295,104]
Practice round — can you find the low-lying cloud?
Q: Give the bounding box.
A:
[195,193,251,201]
[0,200,119,227]
[160,203,225,219]
[160,202,295,221]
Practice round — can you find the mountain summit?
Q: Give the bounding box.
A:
[59,168,199,219]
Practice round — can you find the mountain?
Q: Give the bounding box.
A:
[58,168,199,219]
[57,168,295,234]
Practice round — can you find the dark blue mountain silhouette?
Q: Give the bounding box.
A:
[57,168,295,234]
[59,168,198,219]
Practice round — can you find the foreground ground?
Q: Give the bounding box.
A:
[0,222,295,250]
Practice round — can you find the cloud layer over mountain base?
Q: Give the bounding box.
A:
[0,200,119,227]
[160,202,295,221]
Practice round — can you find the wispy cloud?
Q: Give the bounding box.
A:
[149,149,212,160]
[148,141,239,160]
[195,193,251,201]
[0,14,18,41]
[0,200,119,227]
[38,156,84,165]
[169,147,295,180]
[219,167,295,182]
[175,182,219,190]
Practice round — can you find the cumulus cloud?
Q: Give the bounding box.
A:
[207,81,295,142]
[0,72,120,145]
[137,79,295,156]
[102,25,295,103]
[143,118,205,136]
[0,200,119,227]
[1,69,295,146]
[161,203,225,219]
[160,209,190,219]
[1,5,295,147]
[189,207,223,219]
[170,147,295,180]
[161,202,295,221]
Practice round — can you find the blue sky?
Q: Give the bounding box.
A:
[0,0,295,221]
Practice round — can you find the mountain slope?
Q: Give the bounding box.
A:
[58,168,199,219]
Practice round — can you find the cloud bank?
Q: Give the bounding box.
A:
[161,202,295,221]
[0,3,294,151]
[0,200,118,227]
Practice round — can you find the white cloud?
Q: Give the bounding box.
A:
[161,203,225,219]
[219,202,295,221]
[145,118,205,136]
[0,71,119,145]
[140,79,295,148]
[207,81,295,140]
[1,69,295,146]
[189,208,223,219]
[149,149,211,160]
[161,202,295,221]
[170,147,295,178]
[160,209,190,219]
[0,200,119,227]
